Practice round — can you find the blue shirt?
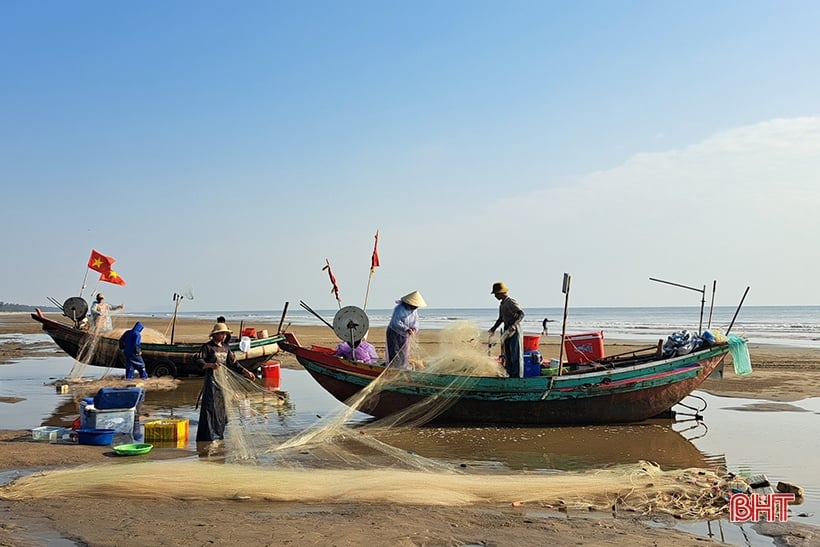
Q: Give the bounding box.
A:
[388,301,419,334]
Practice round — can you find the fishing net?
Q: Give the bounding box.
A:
[0,459,731,519]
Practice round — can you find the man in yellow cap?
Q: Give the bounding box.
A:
[488,281,526,377]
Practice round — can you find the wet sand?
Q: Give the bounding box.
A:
[2,312,819,546]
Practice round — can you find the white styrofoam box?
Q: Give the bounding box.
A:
[80,401,136,435]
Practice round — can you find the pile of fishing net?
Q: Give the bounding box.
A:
[0,459,732,519]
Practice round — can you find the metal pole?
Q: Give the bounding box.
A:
[708,280,716,329]
[277,302,290,334]
[170,293,180,344]
[725,286,750,336]
[558,273,571,375]
[299,300,335,330]
[649,277,706,333]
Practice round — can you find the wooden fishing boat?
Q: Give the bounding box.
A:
[31,308,284,378]
[280,331,741,425]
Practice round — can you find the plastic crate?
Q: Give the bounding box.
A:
[144,419,189,443]
[32,426,67,442]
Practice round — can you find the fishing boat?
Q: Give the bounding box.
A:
[31,308,285,378]
[280,329,745,426]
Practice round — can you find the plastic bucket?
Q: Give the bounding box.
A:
[77,428,115,446]
[262,361,281,379]
[523,335,541,351]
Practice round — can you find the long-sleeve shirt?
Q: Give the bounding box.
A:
[492,295,525,332]
[388,302,419,334]
[194,340,244,375]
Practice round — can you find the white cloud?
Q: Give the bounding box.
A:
[394,117,820,307]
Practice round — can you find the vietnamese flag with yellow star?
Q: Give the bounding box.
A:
[87,249,115,274]
[99,268,126,286]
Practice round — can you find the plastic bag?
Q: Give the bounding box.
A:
[728,334,752,375]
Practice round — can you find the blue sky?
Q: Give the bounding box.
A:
[2,1,819,312]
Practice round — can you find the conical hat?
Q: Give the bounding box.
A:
[401,290,427,308]
[210,322,232,336]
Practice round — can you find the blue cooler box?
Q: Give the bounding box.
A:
[93,387,144,409]
[523,350,543,377]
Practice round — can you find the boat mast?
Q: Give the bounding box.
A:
[557,273,571,376]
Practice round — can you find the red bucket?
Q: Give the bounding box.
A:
[523,335,541,351]
[261,361,281,389]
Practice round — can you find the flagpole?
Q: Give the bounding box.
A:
[363,273,374,311]
[80,268,90,297]
[363,230,379,312]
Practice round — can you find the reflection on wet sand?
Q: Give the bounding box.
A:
[371,419,723,471]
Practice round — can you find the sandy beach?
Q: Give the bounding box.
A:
[2,311,819,546]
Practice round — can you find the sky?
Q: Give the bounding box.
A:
[2,1,819,313]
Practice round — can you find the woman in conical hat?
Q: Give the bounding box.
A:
[194,321,256,445]
[386,290,427,369]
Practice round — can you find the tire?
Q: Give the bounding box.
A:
[150,359,178,378]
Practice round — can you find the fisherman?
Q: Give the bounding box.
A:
[386,290,427,369]
[488,281,526,378]
[118,322,149,380]
[89,293,124,332]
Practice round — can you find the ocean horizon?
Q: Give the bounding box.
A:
[124,305,820,349]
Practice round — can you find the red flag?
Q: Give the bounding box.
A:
[370,230,380,274]
[88,249,115,274]
[322,258,340,303]
[99,269,126,286]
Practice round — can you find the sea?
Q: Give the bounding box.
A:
[162,305,820,349]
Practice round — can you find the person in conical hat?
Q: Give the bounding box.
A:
[386,290,427,369]
[194,321,256,445]
[489,281,526,378]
